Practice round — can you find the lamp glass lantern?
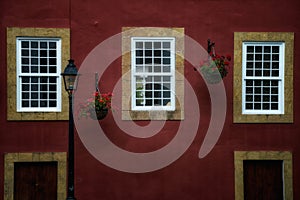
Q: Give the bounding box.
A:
[61,59,79,94]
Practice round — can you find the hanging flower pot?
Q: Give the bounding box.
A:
[198,54,231,84]
[79,92,113,120]
[194,39,231,84]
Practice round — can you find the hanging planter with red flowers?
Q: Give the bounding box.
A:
[78,73,113,120]
[194,39,231,84]
[79,91,113,120]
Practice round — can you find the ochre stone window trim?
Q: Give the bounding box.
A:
[122,27,184,120]
[7,27,70,120]
[234,151,293,200]
[233,32,294,123]
[4,152,67,200]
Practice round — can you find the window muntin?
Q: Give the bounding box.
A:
[16,38,62,112]
[131,37,175,111]
[242,42,284,114]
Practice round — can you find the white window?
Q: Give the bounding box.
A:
[242,42,285,114]
[16,37,62,112]
[131,37,175,111]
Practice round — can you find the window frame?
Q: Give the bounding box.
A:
[233,32,294,123]
[122,27,184,121]
[131,37,176,111]
[242,42,285,115]
[16,37,62,112]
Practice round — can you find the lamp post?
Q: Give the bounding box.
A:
[61,59,79,200]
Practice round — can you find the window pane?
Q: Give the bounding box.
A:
[163,58,170,64]
[264,54,270,60]
[31,58,38,65]
[22,66,29,73]
[49,93,57,99]
[154,50,161,56]
[31,84,38,91]
[264,46,271,53]
[246,62,253,69]
[49,85,56,91]
[163,50,170,57]
[22,101,29,107]
[272,54,279,61]
[154,66,161,72]
[31,101,38,107]
[40,66,48,73]
[163,91,171,98]
[246,103,253,109]
[49,42,56,49]
[31,66,38,73]
[22,58,29,64]
[163,42,170,48]
[136,42,143,49]
[154,99,161,105]
[49,50,56,57]
[22,92,29,99]
[263,103,270,110]
[40,50,47,57]
[145,50,152,56]
[272,46,279,53]
[22,50,29,56]
[31,50,38,56]
[271,103,278,110]
[40,92,48,99]
[154,42,161,49]
[31,42,38,48]
[31,92,38,99]
[255,54,262,60]
[49,58,56,65]
[255,46,262,53]
[154,58,161,64]
[22,84,29,91]
[247,46,254,53]
[40,58,47,65]
[21,41,29,48]
[40,42,47,48]
[49,101,57,107]
[263,70,270,76]
[145,42,152,49]
[247,54,254,60]
[136,50,143,56]
[163,66,171,72]
[146,58,152,64]
[40,101,48,107]
[263,62,270,69]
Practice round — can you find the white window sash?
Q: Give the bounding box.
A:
[131,37,176,111]
[16,37,62,112]
[242,42,285,115]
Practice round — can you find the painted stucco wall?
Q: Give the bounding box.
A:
[0,0,299,199]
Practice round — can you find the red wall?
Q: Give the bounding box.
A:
[1,0,300,199]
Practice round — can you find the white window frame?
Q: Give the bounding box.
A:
[131,37,176,111]
[16,37,62,112]
[242,42,285,115]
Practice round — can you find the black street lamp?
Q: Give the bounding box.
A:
[61,59,79,200]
